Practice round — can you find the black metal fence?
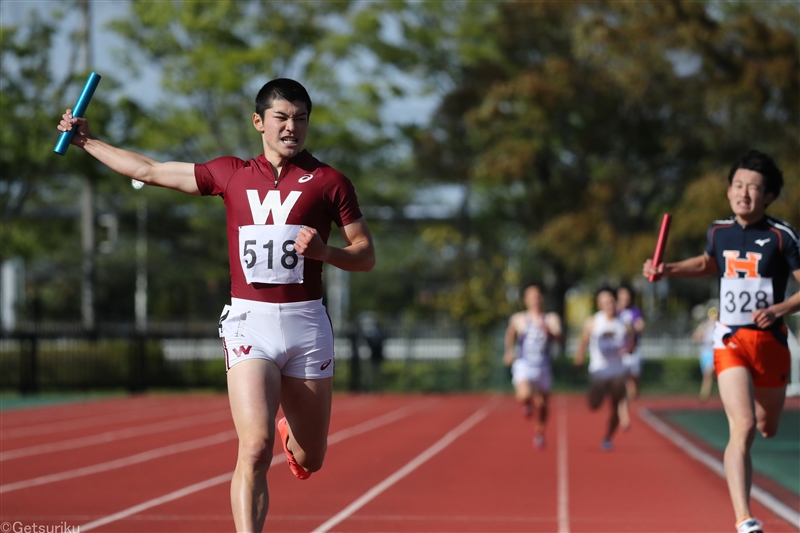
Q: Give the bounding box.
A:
[0,320,475,394]
[0,326,226,394]
[2,317,756,395]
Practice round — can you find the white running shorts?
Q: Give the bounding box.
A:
[511,360,553,393]
[219,297,335,379]
[622,351,642,377]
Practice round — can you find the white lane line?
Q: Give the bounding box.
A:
[79,473,234,532]
[2,402,217,440]
[0,430,236,494]
[557,395,570,533]
[78,403,420,532]
[326,404,421,445]
[311,401,495,533]
[1,410,232,461]
[639,407,800,528]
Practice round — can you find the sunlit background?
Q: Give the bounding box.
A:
[1,0,798,395]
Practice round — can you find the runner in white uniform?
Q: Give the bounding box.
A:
[574,287,633,450]
[57,79,376,533]
[504,284,562,449]
[616,284,645,430]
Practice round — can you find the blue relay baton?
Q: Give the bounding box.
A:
[54,71,102,155]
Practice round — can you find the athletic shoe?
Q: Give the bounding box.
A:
[600,439,613,451]
[736,518,763,533]
[533,434,545,450]
[522,404,533,419]
[277,417,310,480]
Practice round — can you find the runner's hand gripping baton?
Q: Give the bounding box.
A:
[54,72,102,155]
[649,213,672,282]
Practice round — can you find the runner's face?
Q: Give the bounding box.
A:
[727,169,774,224]
[597,291,616,316]
[616,288,630,310]
[253,98,309,162]
[524,286,543,311]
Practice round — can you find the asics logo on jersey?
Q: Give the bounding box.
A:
[723,250,761,279]
[247,190,301,225]
[755,238,771,247]
[298,174,314,183]
[320,359,332,370]
[232,345,253,357]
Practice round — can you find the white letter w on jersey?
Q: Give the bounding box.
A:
[247,190,301,225]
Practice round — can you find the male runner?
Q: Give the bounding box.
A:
[616,284,645,429]
[504,284,563,449]
[643,150,800,533]
[57,78,375,533]
[573,287,634,450]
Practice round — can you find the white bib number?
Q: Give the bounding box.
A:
[238,225,304,285]
[719,277,772,326]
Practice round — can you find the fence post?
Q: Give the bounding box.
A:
[128,333,146,393]
[348,327,360,392]
[459,328,470,391]
[19,333,38,395]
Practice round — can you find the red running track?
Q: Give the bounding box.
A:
[1,392,797,533]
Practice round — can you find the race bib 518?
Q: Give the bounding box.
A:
[238,224,304,285]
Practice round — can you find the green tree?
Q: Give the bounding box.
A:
[367,0,799,335]
[102,1,420,322]
[1,6,128,322]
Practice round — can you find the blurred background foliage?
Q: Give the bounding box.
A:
[1,0,798,338]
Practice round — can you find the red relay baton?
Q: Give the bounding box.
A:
[649,214,672,282]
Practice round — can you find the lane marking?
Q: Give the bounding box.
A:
[639,407,800,528]
[557,395,570,533]
[2,401,218,440]
[311,400,496,533]
[80,473,234,532]
[1,410,232,461]
[78,403,420,532]
[0,430,236,494]
[89,513,557,522]
[326,404,421,445]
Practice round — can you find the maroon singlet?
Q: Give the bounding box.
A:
[195,150,362,303]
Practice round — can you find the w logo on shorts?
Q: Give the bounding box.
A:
[232,345,253,358]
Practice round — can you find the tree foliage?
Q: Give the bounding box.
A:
[365,0,799,328]
[1,0,797,332]
[1,6,129,319]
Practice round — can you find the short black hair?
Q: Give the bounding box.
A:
[595,285,616,300]
[727,150,784,198]
[617,283,635,298]
[255,78,312,119]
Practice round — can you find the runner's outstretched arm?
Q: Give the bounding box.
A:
[504,319,518,366]
[622,324,635,355]
[57,110,199,195]
[573,318,593,366]
[545,313,564,344]
[643,252,717,279]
